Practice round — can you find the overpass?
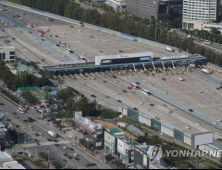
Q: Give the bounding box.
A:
[42,55,206,72]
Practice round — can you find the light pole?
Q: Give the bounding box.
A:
[79,69,83,100]
[47,147,50,169]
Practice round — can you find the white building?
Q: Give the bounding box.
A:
[2,161,25,169]
[0,46,16,62]
[105,0,127,11]
[183,0,219,30]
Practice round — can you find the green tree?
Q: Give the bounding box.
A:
[39,152,48,161]
[22,91,37,104]
[65,96,75,111]
[52,161,63,169]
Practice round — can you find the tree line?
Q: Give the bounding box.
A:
[0,60,53,89]
[7,0,222,66]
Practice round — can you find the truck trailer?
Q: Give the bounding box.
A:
[201,68,210,74]
[48,131,57,138]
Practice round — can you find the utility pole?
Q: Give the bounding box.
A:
[125,150,128,169]
[47,148,50,169]
[155,18,157,43]
[36,143,38,161]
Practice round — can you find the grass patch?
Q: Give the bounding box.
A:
[28,159,47,169]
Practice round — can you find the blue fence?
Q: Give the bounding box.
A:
[121,32,137,40]
[31,8,45,14]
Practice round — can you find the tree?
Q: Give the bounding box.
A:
[65,96,75,111]
[39,152,48,161]
[22,91,37,104]
[219,156,222,168]
[52,161,63,169]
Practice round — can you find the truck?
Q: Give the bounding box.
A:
[165,46,174,52]
[201,68,210,74]
[48,131,57,138]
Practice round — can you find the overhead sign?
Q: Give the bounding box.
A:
[101,60,112,64]
[56,60,86,66]
[96,142,102,147]
[191,132,214,146]
[140,57,151,61]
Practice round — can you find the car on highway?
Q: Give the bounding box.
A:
[42,59,45,62]
[216,87,220,90]
[185,125,190,129]
[150,104,154,106]
[139,101,143,105]
[162,78,166,81]
[213,122,218,125]
[103,80,107,83]
[196,122,201,126]
[132,91,136,94]
[164,91,168,94]
[114,79,118,83]
[143,97,147,100]
[55,35,58,37]
[133,107,138,111]
[188,109,193,112]
[55,144,60,147]
[119,50,123,53]
[123,90,127,93]
[64,154,68,157]
[41,39,45,41]
[63,146,67,149]
[70,26,74,28]
[128,87,132,89]
[91,94,96,98]
[70,148,74,151]
[117,100,122,103]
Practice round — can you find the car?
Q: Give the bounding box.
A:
[133,107,138,111]
[128,87,132,89]
[188,109,193,112]
[28,125,32,128]
[132,91,136,94]
[86,164,92,167]
[54,139,58,142]
[217,138,222,142]
[42,39,45,41]
[150,104,154,106]
[149,83,153,86]
[164,91,168,94]
[123,90,127,93]
[117,100,122,103]
[196,122,201,126]
[167,110,173,115]
[139,101,143,105]
[75,157,80,161]
[70,26,74,28]
[103,80,107,83]
[160,133,163,136]
[63,146,67,149]
[143,97,147,100]
[106,95,110,98]
[35,15,38,18]
[55,143,60,146]
[119,50,123,53]
[185,125,190,129]
[48,138,52,141]
[216,87,220,90]
[70,148,74,151]
[78,30,82,32]
[90,36,94,38]
[113,76,117,78]
[15,116,19,119]
[55,35,58,37]
[114,80,118,83]
[86,138,90,142]
[29,31,32,34]
[64,154,68,157]
[217,119,221,122]
[91,163,96,166]
[68,156,72,159]
[91,94,96,98]
[135,82,140,85]
[213,122,218,125]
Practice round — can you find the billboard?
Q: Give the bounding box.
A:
[104,131,114,149]
[134,148,149,169]
[140,57,151,61]
[101,59,112,64]
[191,132,214,146]
[117,139,125,155]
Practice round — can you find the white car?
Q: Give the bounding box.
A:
[19,18,22,20]
[185,125,190,129]
[149,83,153,86]
[78,30,82,32]
[139,102,143,105]
[114,80,118,83]
[164,91,168,94]
[143,97,147,100]
[213,122,218,125]
[196,122,201,126]
[63,146,67,149]
[160,133,163,136]
[217,119,221,122]
[28,125,32,128]
[85,138,90,142]
[1,113,4,117]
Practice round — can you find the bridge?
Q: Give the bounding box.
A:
[41,55,206,72]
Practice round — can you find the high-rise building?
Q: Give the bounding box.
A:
[182,0,219,29]
[126,0,183,19]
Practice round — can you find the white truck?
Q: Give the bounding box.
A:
[48,131,57,138]
[201,68,210,74]
[165,46,174,52]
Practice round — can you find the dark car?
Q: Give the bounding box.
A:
[70,148,74,151]
[48,139,52,141]
[29,31,32,34]
[42,39,45,41]
[117,100,122,103]
[55,35,58,37]
[189,109,193,112]
[119,50,123,53]
[55,144,60,147]
[42,59,45,62]
[113,76,117,78]
[68,156,72,159]
[128,87,132,89]
[123,90,127,93]
[86,164,92,167]
[64,154,68,157]
[103,80,107,83]
[91,163,96,166]
[216,87,220,90]
[75,157,80,161]
[91,94,96,98]
[70,26,74,28]
[135,82,140,85]
[133,107,138,111]
[150,104,154,106]
[162,78,166,81]
[54,139,58,142]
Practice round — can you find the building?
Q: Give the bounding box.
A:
[73,112,103,137]
[127,125,145,137]
[0,152,12,163]
[0,46,16,62]
[134,145,149,169]
[104,128,125,154]
[2,161,25,169]
[105,0,127,11]
[117,136,140,164]
[183,0,219,30]
[126,0,183,19]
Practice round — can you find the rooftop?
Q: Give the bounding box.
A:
[118,136,140,146]
[0,46,15,49]
[106,128,124,136]
[8,164,26,169]
[0,152,12,160]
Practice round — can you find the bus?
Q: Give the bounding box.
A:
[17,107,25,114]
[142,89,151,95]
[204,40,212,44]
[131,83,138,89]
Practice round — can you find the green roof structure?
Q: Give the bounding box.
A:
[106,128,124,136]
